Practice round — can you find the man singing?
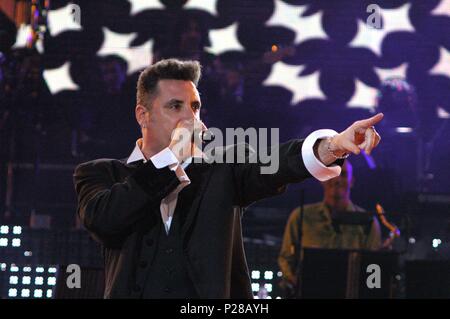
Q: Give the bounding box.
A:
[73,58,383,298]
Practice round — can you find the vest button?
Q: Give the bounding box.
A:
[146,238,154,246]
[165,248,174,254]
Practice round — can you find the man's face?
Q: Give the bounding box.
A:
[100,60,126,93]
[180,20,202,51]
[143,79,202,148]
[322,161,353,203]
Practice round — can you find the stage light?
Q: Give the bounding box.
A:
[24,251,33,257]
[437,107,450,119]
[409,237,416,244]
[251,283,260,292]
[47,277,56,286]
[0,238,7,247]
[8,289,18,298]
[34,289,43,298]
[21,289,30,298]
[395,127,413,133]
[13,226,22,235]
[9,276,19,285]
[264,283,273,292]
[432,238,442,248]
[251,270,260,279]
[12,239,21,247]
[1,263,6,271]
[35,277,44,285]
[264,271,273,280]
[0,226,9,234]
[277,271,282,277]
[22,276,31,285]
[3,264,58,299]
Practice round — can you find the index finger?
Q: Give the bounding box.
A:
[355,113,384,128]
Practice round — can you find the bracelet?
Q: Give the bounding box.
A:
[326,137,350,159]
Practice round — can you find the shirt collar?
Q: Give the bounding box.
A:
[127,139,146,164]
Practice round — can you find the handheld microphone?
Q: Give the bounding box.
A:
[200,129,215,142]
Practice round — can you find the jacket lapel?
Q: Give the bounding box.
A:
[181,162,214,239]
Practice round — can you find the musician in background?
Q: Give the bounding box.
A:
[278,160,381,286]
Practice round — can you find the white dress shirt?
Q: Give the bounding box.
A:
[127,130,341,234]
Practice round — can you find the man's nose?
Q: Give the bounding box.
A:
[180,105,199,120]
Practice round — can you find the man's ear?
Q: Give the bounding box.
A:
[135,104,147,127]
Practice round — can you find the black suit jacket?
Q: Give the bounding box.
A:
[73,139,319,298]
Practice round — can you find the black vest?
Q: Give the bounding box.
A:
[141,171,200,298]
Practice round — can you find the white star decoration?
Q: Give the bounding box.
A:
[431,0,450,18]
[265,0,327,44]
[97,27,153,75]
[184,0,218,16]
[347,79,378,111]
[128,0,164,15]
[43,62,79,94]
[263,61,325,105]
[205,23,244,55]
[47,3,83,37]
[350,3,414,56]
[12,24,32,49]
[374,63,408,82]
[430,47,450,78]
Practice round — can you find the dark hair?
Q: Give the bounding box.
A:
[136,58,202,108]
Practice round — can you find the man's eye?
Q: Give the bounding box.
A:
[170,104,181,109]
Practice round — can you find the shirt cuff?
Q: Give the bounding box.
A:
[301,129,342,182]
[150,147,179,168]
[150,147,190,184]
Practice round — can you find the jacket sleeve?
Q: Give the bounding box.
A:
[73,159,180,243]
[231,139,312,207]
[231,139,344,207]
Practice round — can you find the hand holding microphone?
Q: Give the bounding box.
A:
[168,118,209,163]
